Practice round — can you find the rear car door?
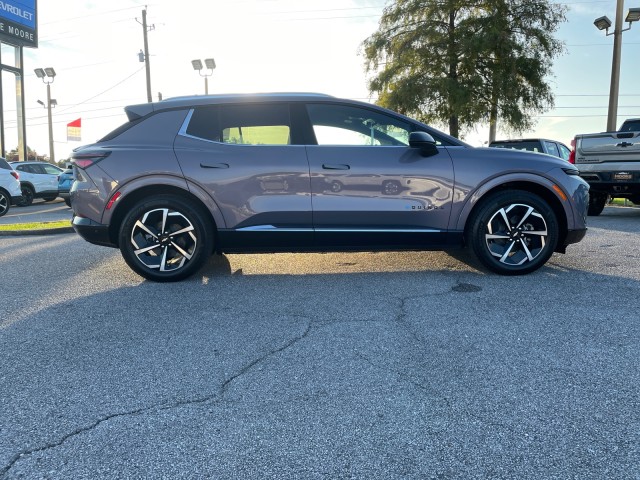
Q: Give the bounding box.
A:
[174,103,313,250]
[303,102,455,248]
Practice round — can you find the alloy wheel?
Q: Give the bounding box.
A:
[484,203,548,266]
[0,192,8,217]
[130,208,197,273]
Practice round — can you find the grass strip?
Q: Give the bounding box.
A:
[0,220,72,231]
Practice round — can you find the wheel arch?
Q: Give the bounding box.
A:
[19,181,35,192]
[458,180,568,250]
[106,185,220,250]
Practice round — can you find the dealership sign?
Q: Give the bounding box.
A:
[0,0,37,48]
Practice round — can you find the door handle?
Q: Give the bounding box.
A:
[322,164,350,170]
[200,162,229,169]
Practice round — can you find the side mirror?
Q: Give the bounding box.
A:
[409,131,439,157]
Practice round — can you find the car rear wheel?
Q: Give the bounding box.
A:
[0,189,9,217]
[467,190,559,275]
[17,185,34,207]
[118,195,214,282]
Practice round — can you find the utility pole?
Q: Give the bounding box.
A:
[606,0,624,132]
[138,6,154,103]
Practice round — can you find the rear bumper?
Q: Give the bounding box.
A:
[72,216,116,248]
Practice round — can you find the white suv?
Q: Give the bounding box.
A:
[9,160,62,206]
[0,158,22,217]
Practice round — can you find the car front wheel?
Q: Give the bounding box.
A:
[467,190,559,275]
[118,195,214,282]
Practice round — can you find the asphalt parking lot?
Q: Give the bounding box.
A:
[0,206,639,479]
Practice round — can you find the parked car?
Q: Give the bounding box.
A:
[9,160,63,206]
[489,138,571,161]
[571,118,640,216]
[0,157,22,217]
[70,93,589,282]
[58,168,74,207]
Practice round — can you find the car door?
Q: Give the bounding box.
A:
[174,103,313,251]
[304,102,455,248]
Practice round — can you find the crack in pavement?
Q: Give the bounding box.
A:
[0,320,313,479]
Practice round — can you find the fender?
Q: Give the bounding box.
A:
[99,174,226,231]
[452,171,572,232]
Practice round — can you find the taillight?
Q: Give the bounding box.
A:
[568,138,576,164]
[71,151,111,169]
[10,170,19,180]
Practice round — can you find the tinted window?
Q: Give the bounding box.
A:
[620,120,640,132]
[0,158,10,170]
[490,141,543,153]
[186,106,219,142]
[306,104,411,146]
[186,104,291,145]
[543,141,560,157]
[557,143,571,160]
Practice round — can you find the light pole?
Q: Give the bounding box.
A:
[594,4,640,132]
[191,58,216,95]
[34,67,57,163]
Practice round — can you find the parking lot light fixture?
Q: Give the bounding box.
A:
[191,58,216,95]
[594,16,612,31]
[594,1,640,132]
[626,7,640,22]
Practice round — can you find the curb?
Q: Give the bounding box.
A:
[0,227,75,236]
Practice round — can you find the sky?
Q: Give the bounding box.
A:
[1,0,639,162]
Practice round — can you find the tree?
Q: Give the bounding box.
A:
[5,146,40,161]
[362,0,566,140]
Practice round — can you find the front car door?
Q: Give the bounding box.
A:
[303,102,455,248]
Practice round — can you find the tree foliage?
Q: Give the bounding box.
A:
[362,0,566,139]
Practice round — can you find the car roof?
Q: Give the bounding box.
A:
[125,92,335,120]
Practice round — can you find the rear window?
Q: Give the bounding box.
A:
[0,158,10,170]
[620,120,640,132]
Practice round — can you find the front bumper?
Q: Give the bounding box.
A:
[565,227,587,245]
[72,216,116,248]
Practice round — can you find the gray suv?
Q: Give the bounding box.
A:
[70,93,589,282]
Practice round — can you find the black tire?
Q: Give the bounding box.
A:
[0,189,9,217]
[64,197,71,207]
[43,196,58,202]
[587,193,608,216]
[466,190,559,275]
[17,185,34,207]
[119,195,214,282]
